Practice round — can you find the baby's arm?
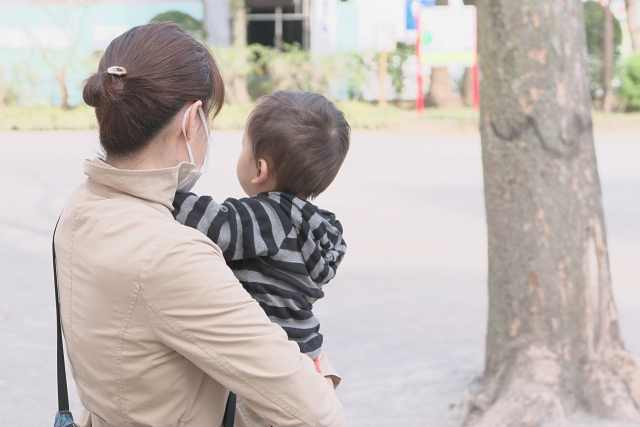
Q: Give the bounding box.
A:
[173,193,282,261]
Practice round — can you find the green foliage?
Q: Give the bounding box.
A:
[150,10,205,40]
[248,43,337,97]
[213,103,255,129]
[583,1,623,98]
[215,101,404,130]
[620,54,640,111]
[0,102,405,131]
[211,45,252,104]
[335,100,403,129]
[342,52,370,100]
[210,44,341,102]
[387,43,414,99]
[369,43,415,100]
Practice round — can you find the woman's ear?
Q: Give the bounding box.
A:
[183,100,203,142]
[251,159,270,185]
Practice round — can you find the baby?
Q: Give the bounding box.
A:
[173,90,350,374]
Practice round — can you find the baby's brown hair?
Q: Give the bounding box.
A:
[246,91,351,200]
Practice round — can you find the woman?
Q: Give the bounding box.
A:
[54,22,345,427]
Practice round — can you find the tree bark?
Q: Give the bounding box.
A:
[425,0,459,108]
[603,1,614,113]
[426,67,460,107]
[626,0,640,52]
[461,67,474,107]
[231,0,247,48]
[56,67,70,110]
[463,1,640,425]
[0,79,5,108]
[228,0,250,104]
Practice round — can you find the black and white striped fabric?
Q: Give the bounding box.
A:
[173,191,346,359]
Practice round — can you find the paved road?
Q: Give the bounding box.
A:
[1,130,639,426]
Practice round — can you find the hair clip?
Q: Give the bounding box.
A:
[107,66,127,76]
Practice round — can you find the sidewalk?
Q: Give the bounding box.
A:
[0,130,638,426]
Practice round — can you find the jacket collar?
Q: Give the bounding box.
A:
[83,157,195,214]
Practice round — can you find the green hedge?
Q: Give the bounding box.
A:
[621,54,640,111]
[0,105,97,131]
[0,102,404,131]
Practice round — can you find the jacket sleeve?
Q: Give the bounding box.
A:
[139,226,346,427]
[173,193,282,261]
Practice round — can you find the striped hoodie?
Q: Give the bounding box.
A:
[172,191,347,359]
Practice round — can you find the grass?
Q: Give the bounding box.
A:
[591,111,640,132]
[0,101,405,132]
[335,101,404,129]
[213,103,255,130]
[0,105,98,131]
[216,101,405,130]
[2,103,637,133]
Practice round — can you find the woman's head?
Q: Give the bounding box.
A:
[83,22,224,162]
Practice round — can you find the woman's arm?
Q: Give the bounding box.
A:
[140,226,346,427]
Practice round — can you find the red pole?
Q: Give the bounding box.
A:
[415,5,424,113]
[472,6,479,109]
[472,61,479,109]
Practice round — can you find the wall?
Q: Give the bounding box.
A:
[0,1,203,106]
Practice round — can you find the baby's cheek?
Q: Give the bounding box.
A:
[236,160,252,195]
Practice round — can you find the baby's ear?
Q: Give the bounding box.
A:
[251,158,270,184]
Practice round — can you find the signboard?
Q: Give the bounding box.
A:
[336,1,359,52]
[373,22,397,52]
[420,6,477,66]
[406,0,436,30]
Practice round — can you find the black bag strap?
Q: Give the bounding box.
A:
[53,218,70,412]
[53,218,235,426]
[222,392,236,427]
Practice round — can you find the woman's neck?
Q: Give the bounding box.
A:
[105,137,182,171]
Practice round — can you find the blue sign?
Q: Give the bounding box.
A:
[406,0,436,30]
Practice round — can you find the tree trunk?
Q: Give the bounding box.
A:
[603,1,614,113]
[461,67,474,107]
[231,0,247,48]
[425,0,459,108]
[229,0,250,104]
[0,81,5,108]
[463,1,640,425]
[626,0,640,52]
[56,67,70,110]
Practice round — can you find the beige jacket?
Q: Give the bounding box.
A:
[54,158,346,427]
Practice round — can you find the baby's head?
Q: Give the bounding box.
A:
[236,90,350,200]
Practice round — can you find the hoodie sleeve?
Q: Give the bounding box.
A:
[173,193,284,261]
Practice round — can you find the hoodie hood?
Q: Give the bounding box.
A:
[262,192,347,285]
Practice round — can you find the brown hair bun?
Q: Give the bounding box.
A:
[83,71,126,108]
[82,22,224,159]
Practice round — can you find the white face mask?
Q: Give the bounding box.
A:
[176,104,211,193]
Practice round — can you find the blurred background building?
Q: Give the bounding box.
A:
[0,0,638,109]
[0,0,406,105]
